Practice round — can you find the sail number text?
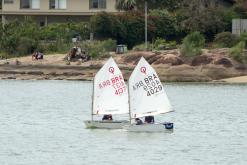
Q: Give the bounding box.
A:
[99,75,126,95]
[132,74,163,96]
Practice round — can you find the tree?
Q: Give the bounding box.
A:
[136,0,181,12]
[116,0,137,11]
[116,0,181,12]
[177,0,227,40]
[232,0,247,17]
[149,9,177,40]
[90,12,117,39]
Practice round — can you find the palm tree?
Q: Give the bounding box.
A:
[116,0,137,11]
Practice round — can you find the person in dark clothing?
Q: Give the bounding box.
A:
[32,51,44,60]
[135,118,143,125]
[102,114,113,121]
[144,116,155,124]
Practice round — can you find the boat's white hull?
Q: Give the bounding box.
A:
[84,120,129,129]
[124,123,173,132]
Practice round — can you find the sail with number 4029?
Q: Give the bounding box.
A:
[93,57,129,115]
[128,57,173,118]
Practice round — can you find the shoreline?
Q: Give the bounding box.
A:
[1,63,247,84]
[1,50,247,84]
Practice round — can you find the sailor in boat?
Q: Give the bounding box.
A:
[124,57,174,132]
[102,114,113,121]
[144,116,155,124]
[135,118,143,125]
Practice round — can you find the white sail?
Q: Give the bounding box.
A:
[93,57,129,115]
[129,57,173,118]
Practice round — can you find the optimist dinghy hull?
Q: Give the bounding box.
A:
[84,120,129,129]
[124,122,173,132]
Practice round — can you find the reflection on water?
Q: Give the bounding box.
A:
[0,80,247,165]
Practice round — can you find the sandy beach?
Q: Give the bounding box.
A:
[219,76,247,83]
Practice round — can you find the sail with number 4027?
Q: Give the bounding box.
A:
[93,57,129,115]
[129,57,173,119]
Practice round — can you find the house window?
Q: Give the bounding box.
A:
[4,0,13,4]
[0,0,2,9]
[40,21,45,27]
[20,0,40,9]
[50,0,67,9]
[89,0,106,9]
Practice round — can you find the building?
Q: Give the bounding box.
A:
[232,19,247,36]
[0,0,118,26]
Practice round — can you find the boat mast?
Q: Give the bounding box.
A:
[91,78,94,122]
[128,81,131,124]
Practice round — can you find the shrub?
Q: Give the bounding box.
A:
[3,19,40,55]
[46,43,59,53]
[79,39,117,58]
[132,42,152,51]
[101,39,117,52]
[214,32,240,48]
[1,35,19,55]
[16,37,37,55]
[39,22,90,44]
[40,23,70,42]
[240,32,247,45]
[68,22,90,40]
[230,41,246,63]
[154,38,177,50]
[0,19,91,56]
[180,32,205,57]
[228,32,247,64]
[36,41,72,54]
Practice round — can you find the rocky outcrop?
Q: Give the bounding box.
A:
[152,54,184,65]
[191,55,213,66]
[121,50,183,66]
[214,57,233,67]
[190,49,236,68]
[121,52,155,65]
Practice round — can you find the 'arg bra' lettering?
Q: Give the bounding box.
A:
[133,73,163,96]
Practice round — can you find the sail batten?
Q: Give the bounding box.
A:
[129,57,172,118]
[93,57,129,115]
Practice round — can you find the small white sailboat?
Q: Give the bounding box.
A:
[124,57,174,132]
[84,57,129,129]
